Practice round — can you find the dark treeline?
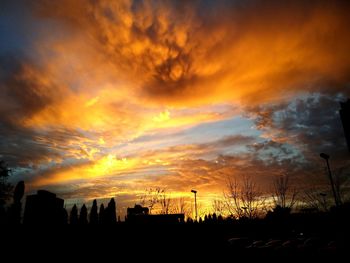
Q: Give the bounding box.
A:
[1,160,350,259]
[0,168,117,225]
[1,179,350,258]
[66,200,116,225]
[1,180,350,228]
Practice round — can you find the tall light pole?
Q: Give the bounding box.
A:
[191,189,197,221]
[320,153,339,207]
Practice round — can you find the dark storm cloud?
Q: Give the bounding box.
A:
[243,92,350,193]
[0,56,55,167]
[0,56,90,169]
[248,93,349,160]
[0,122,55,168]
[0,57,54,120]
[27,0,350,105]
[0,120,89,170]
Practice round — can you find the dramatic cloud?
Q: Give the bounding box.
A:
[0,0,349,213]
[247,93,349,161]
[29,0,350,105]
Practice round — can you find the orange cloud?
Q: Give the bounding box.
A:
[2,0,350,212]
[32,0,350,107]
[13,0,348,139]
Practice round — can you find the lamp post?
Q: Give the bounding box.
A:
[320,153,339,207]
[191,189,197,221]
[319,193,327,210]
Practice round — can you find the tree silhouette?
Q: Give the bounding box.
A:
[224,176,265,219]
[140,187,163,214]
[62,207,68,224]
[272,174,298,210]
[70,204,78,225]
[7,181,24,224]
[172,197,187,214]
[218,214,223,223]
[79,204,88,225]
[186,217,193,224]
[212,199,227,217]
[212,213,217,223]
[159,190,172,214]
[104,198,116,224]
[302,187,329,212]
[204,214,208,223]
[0,161,13,222]
[90,199,98,225]
[99,203,105,224]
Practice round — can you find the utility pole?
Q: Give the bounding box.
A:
[320,153,339,207]
[191,189,197,221]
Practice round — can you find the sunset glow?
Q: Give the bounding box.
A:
[1,0,350,218]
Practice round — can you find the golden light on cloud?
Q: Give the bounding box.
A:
[34,154,140,186]
[152,110,170,122]
[85,96,100,108]
[1,0,350,214]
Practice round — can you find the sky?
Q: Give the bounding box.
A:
[1,0,350,217]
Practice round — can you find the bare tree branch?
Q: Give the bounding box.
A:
[224,176,265,219]
[272,174,298,210]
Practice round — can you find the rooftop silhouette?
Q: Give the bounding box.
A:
[23,190,66,225]
[126,204,184,223]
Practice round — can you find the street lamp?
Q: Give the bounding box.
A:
[319,193,327,210]
[320,153,339,207]
[191,189,198,221]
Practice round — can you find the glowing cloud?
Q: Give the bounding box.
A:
[1,0,349,211]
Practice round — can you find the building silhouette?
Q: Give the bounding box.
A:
[126,204,184,223]
[127,204,149,216]
[23,190,66,224]
[340,99,350,152]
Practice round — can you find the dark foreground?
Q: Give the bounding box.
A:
[2,218,349,261]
